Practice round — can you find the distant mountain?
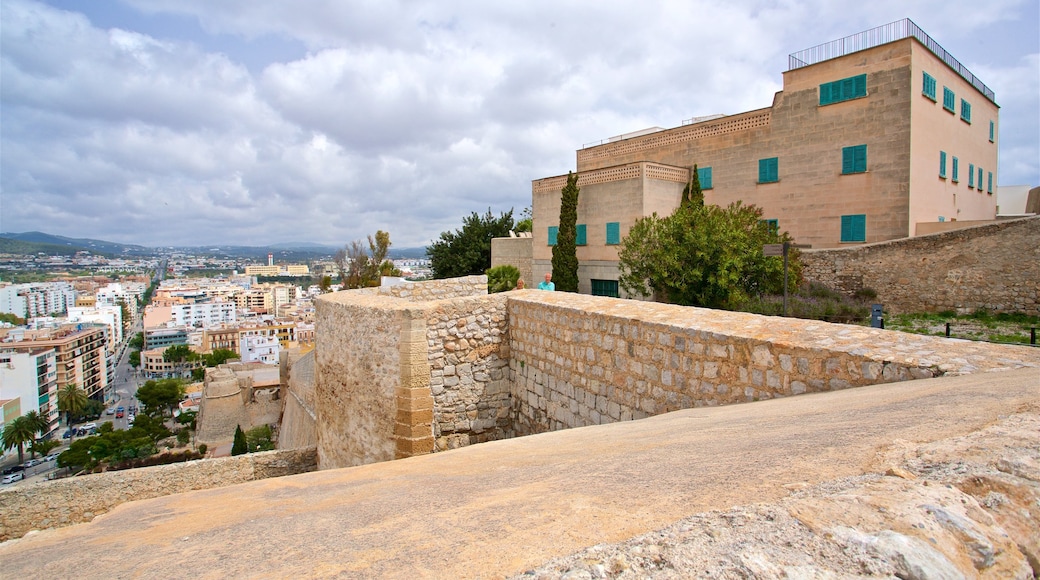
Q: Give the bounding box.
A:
[0,231,151,256]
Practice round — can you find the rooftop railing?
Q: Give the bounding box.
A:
[788,18,995,103]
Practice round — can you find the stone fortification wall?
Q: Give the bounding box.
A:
[507,292,1040,435]
[0,447,317,542]
[195,364,282,447]
[427,293,513,450]
[373,275,487,301]
[802,216,1040,315]
[278,350,317,449]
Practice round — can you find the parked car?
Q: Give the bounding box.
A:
[106,407,115,415]
[116,407,125,418]
[22,458,42,468]
[2,472,24,484]
[43,453,60,462]
[2,465,26,475]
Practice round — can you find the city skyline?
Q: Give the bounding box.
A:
[2,0,1037,248]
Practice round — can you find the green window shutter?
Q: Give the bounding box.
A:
[841,144,867,174]
[760,219,779,234]
[605,222,620,245]
[968,164,975,188]
[943,87,955,112]
[759,157,778,183]
[978,167,983,191]
[922,72,936,100]
[819,83,832,105]
[547,226,558,246]
[819,74,867,106]
[698,166,713,190]
[939,151,947,178]
[840,214,866,243]
[952,157,959,182]
[987,172,993,194]
[575,224,587,246]
[989,121,995,142]
[960,99,971,123]
[852,74,866,98]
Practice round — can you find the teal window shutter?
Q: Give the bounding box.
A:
[819,74,867,106]
[960,99,971,123]
[939,151,947,178]
[989,121,995,142]
[819,83,832,105]
[943,87,955,112]
[842,145,867,174]
[987,172,993,194]
[853,74,866,98]
[760,219,779,234]
[840,214,866,242]
[575,224,587,246]
[968,164,975,188]
[698,166,713,190]
[978,167,983,190]
[922,72,936,100]
[547,226,558,246]
[759,157,778,183]
[952,157,959,182]
[605,222,620,245]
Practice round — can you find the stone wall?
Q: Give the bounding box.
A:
[0,447,317,542]
[372,275,487,301]
[427,293,513,450]
[802,216,1040,315]
[195,363,283,447]
[507,292,1040,435]
[278,350,317,450]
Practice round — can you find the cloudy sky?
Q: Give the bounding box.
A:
[1,0,1037,249]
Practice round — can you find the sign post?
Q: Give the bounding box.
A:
[763,242,811,316]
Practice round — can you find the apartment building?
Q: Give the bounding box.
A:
[170,301,237,329]
[531,19,999,297]
[0,282,76,319]
[0,348,59,439]
[0,325,108,401]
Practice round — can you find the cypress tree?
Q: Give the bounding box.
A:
[681,164,704,208]
[551,171,580,292]
[231,425,247,456]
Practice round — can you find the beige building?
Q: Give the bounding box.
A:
[1,325,108,401]
[531,19,999,297]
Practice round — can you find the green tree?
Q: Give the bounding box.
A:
[427,209,516,279]
[22,411,48,456]
[551,172,580,292]
[245,425,275,452]
[163,344,200,378]
[136,379,185,417]
[514,207,533,233]
[2,416,38,464]
[486,265,521,293]
[203,348,238,367]
[0,312,25,325]
[231,425,247,456]
[128,350,141,368]
[129,332,144,350]
[57,383,88,431]
[618,201,795,309]
[319,275,332,293]
[681,164,705,208]
[30,438,61,457]
[116,298,131,333]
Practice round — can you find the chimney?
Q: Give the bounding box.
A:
[268,253,273,267]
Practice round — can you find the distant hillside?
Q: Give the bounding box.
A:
[1,231,151,256]
[0,237,94,257]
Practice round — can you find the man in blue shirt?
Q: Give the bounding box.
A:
[538,272,555,291]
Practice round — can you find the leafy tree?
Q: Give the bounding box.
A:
[428,208,516,279]
[551,172,580,292]
[128,350,141,368]
[319,275,332,293]
[0,312,25,326]
[22,411,48,456]
[57,383,88,431]
[136,379,185,417]
[334,240,369,289]
[30,438,61,457]
[486,265,521,293]
[129,332,144,350]
[2,416,37,464]
[203,348,238,367]
[515,207,533,233]
[176,428,191,446]
[618,201,796,309]
[681,164,705,208]
[163,344,200,378]
[116,298,131,332]
[231,425,247,456]
[246,425,275,452]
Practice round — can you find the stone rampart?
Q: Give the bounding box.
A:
[0,447,317,542]
[507,292,1040,435]
[802,216,1040,315]
[372,275,487,301]
[278,350,317,450]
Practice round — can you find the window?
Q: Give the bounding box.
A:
[989,120,995,143]
[758,157,778,183]
[698,166,713,190]
[840,214,866,243]
[575,224,587,246]
[942,87,955,112]
[842,145,867,174]
[960,99,971,123]
[922,72,937,101]
[987,172,993,194]
[819,74,867,105]
[591,279,619,298]
[547,226,558,246]
[968,164,975,188]
[952,157,959,183]
[938,151,947,178]
[605,222,620,245]
[760,219,779,234]
[978,167,983,191]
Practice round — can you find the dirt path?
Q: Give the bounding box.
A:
[2,367,1038,579]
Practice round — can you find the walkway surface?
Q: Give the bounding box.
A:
[2,367,1038,578]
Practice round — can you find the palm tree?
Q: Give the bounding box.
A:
[57,383,88,434]
[22,411,48,457]
[2,416,37,465]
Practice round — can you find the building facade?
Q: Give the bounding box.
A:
[0,348,59,440]
[531,20,999,296]
[1,325,108,401]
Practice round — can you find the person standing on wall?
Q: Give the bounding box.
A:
[538,272,555,291]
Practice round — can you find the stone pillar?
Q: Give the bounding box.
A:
[394,309,434,458]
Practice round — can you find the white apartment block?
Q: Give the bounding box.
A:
[170,302,237,329]
[67,306,124,352]
[0,282,76,319]
[0,348,59,442]
[240,334,279,365]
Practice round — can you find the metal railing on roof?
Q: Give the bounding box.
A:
[788,18,995,103]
